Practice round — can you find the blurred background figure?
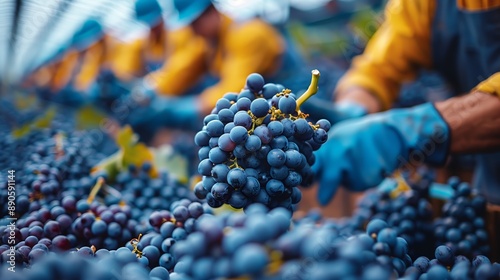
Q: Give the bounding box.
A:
[28,19,108,108]
[94,0,167,108]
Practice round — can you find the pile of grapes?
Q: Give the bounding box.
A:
[195,71,330,211]
[1,76,499,280]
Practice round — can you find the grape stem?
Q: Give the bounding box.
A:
[389,171,411,199]
[130,234,143,258]
[296,69,320,110]
[87,177,105,204]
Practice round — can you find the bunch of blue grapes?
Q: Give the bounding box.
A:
[0,245,173,280]
[293,173,435,259]
[434,177,489,258]
[406,245,500,280]
[171,204,291,279]
[270,217,411,279]
[0,127,111,218]
[116,200,211,275]
[195,72,330,210]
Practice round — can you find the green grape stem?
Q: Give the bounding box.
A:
[296,69,320,110]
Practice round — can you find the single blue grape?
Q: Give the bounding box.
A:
[284,171,302,188]
[159,253,175,270]
[316,119,331,132]
[377,228,397,248]
[173,206,189,222]
[198,159,213,176]
[229,191,248,209]
[198,146,210,160]
[150,267,170,280]
[216,98,231,111]
[208,147,228,164]
[160,221,175,238]
[91,220,107,236]
[202,177,216,191]
[233,111,252,129]
[172,228,187,241]
[246,73,265,93]
[227,168,247,188]
[435,245,454,266]
[313,128,328,144]
[211,164,230,183]
[218,133,236,152]
[233,144,247,158]
[245,135,262,152]
[206,120,224,137]
[250,98,270,118]
[285,149,302,168]
[267,149,286,167]
[236,97,252,111]
[253,125,272,144]
[229,126,248,144]
[270,135,288,150]
[278,95,297,114]
[281,118,295,137]
[242,177,260,197]
[270,166,289,180]
[218,108,234,124]
[203,114,218,125]
[427,265,450,280]
[268,121,284,136]
[233,244,269,275]
[266,179,285,197]
[211,183,232,202]
[262,83,280,99]
[244,154,260,168]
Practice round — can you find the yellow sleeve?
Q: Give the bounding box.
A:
[145,27,208,95]
[199,19,284,109]
[73,41,105,91]
[50,50,80,92]
[474,72,500,97]
[335,0,435,110]
[110,38,145,81]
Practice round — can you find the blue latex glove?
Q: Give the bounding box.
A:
[314,102,450,205]
[300,96,368,124]
[122,85,202,142]
[150,95,202,131]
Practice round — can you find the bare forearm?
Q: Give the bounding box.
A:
[435,91,500,154]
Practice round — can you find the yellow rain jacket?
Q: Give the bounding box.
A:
[336,0,500,110]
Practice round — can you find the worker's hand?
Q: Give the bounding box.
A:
[150,95,203,131]
[314,102,450,205]
[300,96,368,124]
[95,70,130,104]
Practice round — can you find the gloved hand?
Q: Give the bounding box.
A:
[300,95,368,124]
[314,102,450,205]
[151,95,203,131]
[123,90,203,143]
[95,69,131,105]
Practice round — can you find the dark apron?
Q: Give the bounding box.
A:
[431,0,500,204]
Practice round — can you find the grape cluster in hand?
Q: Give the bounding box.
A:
[195,73,330,211]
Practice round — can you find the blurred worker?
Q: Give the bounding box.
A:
[107,0,166,83]
[96,0,169,107]
[131,0,300,131]
[33,19,107,107]
[311,0,500,205]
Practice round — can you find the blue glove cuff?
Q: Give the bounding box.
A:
[388,103,450,166]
